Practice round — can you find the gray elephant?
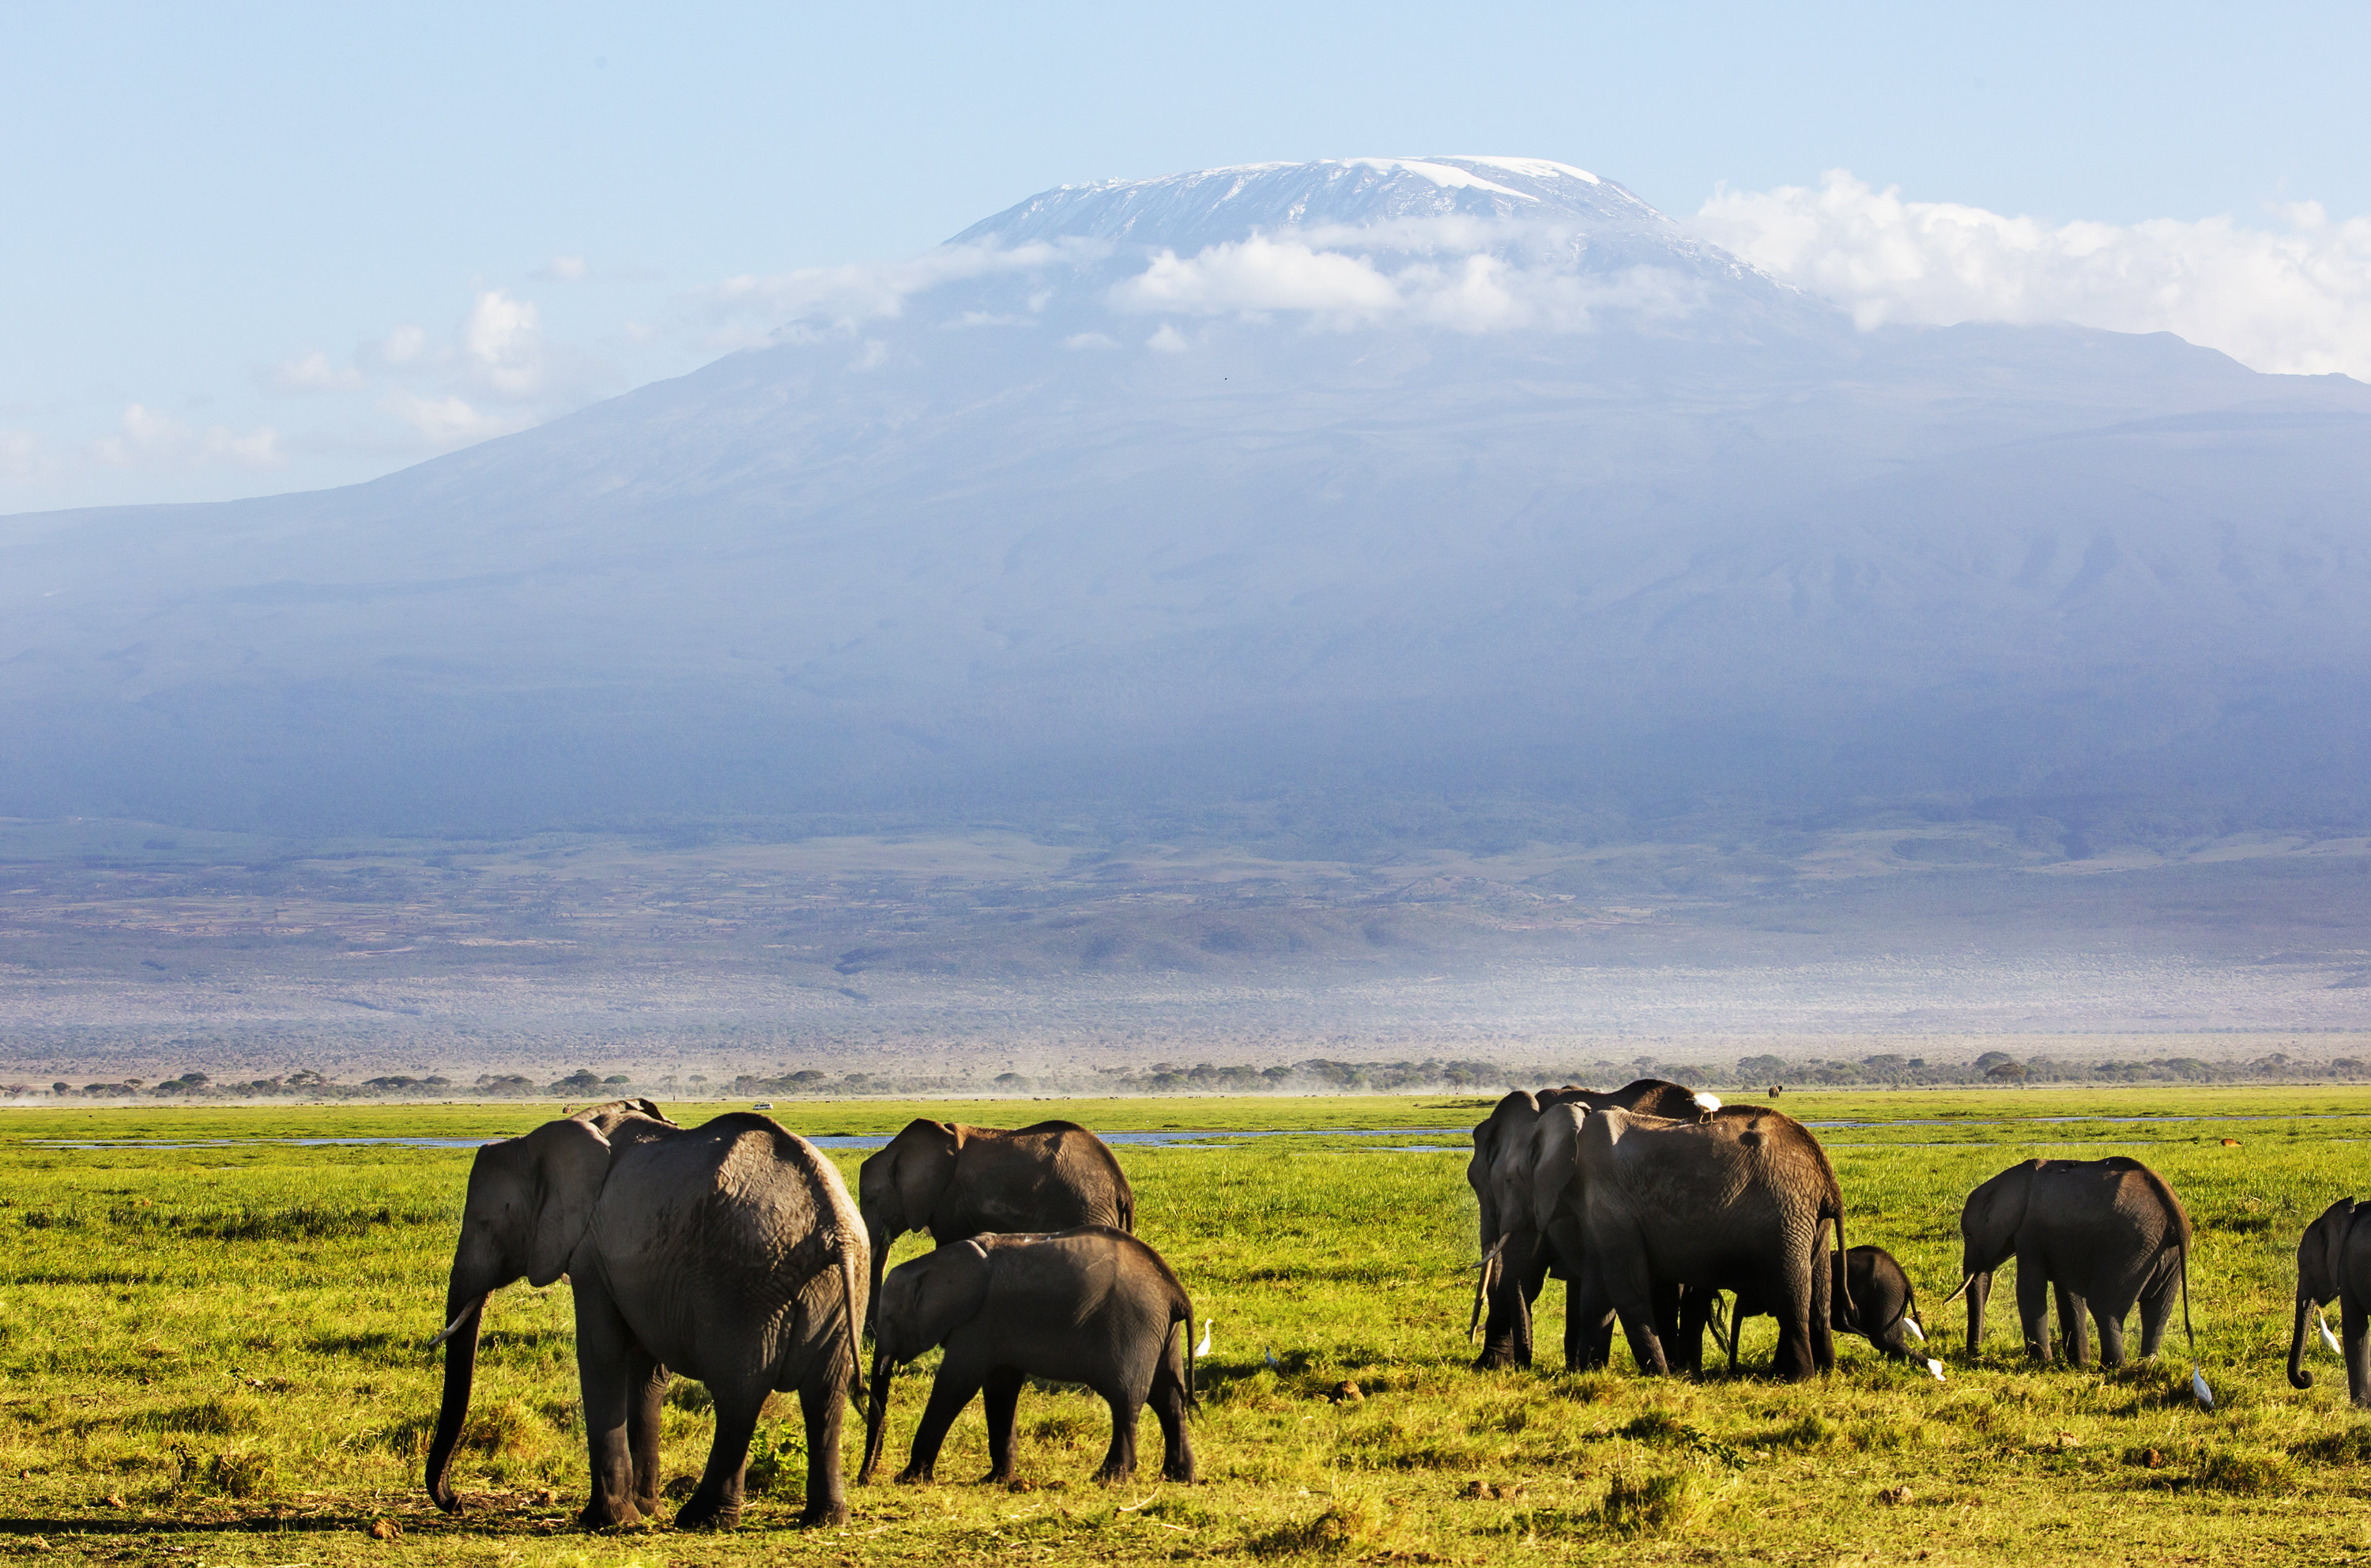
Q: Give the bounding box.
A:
[858,1226,1194,1487]
[1947,1157,2192,1367]
[1530,1102,1847,1381]
[427,1107,868,1530]
[858,1119,1133,1332]
[2289,1197,2371,1403]
[1468,1079,1717,1369]
[1704,1246,1928,1373]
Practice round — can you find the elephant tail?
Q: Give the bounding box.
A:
[1169,1304,1200,1412]
[2180,1240,2197,1361]
[1826,1197,1855,1326]
[857,1344,894,1485]
[839,1238,869,1413]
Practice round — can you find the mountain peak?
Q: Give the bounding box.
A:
[948,155,1670,254]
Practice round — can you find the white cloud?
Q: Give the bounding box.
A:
[1064,331,1118,350]
[375,324,428,367]
[269,350,364,394]
[380,391,533,448]
[90,404,283,471]
[1114,236,1402,318]
[699,238,1110,347]
[1146,324,1189,353]
[0,429,51,484]
[1695,171,2371,377]
[461,290,544,396]
[539,255,589,281]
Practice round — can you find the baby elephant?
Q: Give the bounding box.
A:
[858,1226,1197,1487]
[1714,1246,1932,1370]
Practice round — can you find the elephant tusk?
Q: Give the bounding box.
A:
[1904,1317,1927,1344]
[1926,1359,1945,1381]
[2320,1309,2345,1358]
[1939,1273,1977,1307]
[428,1298,482,1348]
[2190,1366,2214,1408]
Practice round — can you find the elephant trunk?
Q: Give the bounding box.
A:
[2290,1290,2317,1390]
[865,1222,890,1338]
[856,1344,895,1483]
[424,1293,486,1513]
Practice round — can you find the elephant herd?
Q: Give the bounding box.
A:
[424,1084,2371,1532]
[1468,1080,2205,1389]
[425,1099,1187,1531]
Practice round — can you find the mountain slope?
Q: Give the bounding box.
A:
[5,160,2369,845]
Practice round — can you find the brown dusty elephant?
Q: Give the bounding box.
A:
[426,1108,868,1530]
[858,1226,1194,1487]
[1468,1079,1718,1369]
[1530,1102,1847,1380]
[1947,1157,2192,1368]
[2288,1197,2371,1403]
[858,1119,1133,1333]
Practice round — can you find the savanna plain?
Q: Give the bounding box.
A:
[6,1087,2371,1566]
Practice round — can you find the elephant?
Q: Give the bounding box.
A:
[1702,1246,1929,1373]
[426,1109,869,1530]
[858,1119,1133,1333]
[1947,1157,2192,1368]
[2288,1197,2371,1403]
[1468,1079,1717,1369]
[857,1226,1194,1488]
[1529,1102,1847,1381]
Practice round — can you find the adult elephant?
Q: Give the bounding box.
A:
[2288,1197,2371,1403]
[1530,1102,1846,1380]
[1468,1080,1716,1369]
[857,1119,1132,1332]
[1947,1157,2192,1368]
[426,1110,869,1530]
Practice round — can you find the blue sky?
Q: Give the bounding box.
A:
[6,0,2368,512]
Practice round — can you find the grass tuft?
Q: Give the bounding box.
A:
[1597,1469,1702,1535]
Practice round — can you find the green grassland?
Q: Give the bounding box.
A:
[8,1087,2371,1564]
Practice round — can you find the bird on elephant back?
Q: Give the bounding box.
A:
[425,1100,870,1531]
[1526,1101,1851,1381]
[1466,1080,1721,1370]
[1945,1156,2197,1373]
[857,1118,1134,1334]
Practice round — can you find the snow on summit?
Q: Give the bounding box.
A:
[949,156,1668,255]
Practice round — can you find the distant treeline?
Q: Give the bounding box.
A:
[7,1050,2367,1102]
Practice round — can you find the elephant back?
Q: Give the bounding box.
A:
[945,1121,1134,1235]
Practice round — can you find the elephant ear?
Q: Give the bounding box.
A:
[519,1117,613,1287]
[894,1121,963,1238]
[1963,1164,2034,1273]
[895,1239,993,1360]
[1529,1105,1585,1234]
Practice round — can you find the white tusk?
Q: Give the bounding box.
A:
[428,1299,480,1348]
[1904,1317,1927,1344]
[1927,1359,1945,1381]
[2320,1309,2344,1357]
[1692,1093,1721,1114]
[2191,1367,2214,1408]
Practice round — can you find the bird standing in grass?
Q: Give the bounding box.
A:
[1194,1318,1212,1357]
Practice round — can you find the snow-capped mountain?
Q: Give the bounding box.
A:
[4,159,2368,844]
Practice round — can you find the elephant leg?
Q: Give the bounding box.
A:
[2055,1285,2090,1368]
[796,1358,852,1528]
[2345,1296,2371,1409]
[1654,1282,1691,1376]
[1093,1391,1142,1484]
[1601,1249,1669,1376]
[1150,1352,1196,1483]
[2093,1301,2128,1369]
[900,1363,984,1484]
[570,1287,646,1529]
[676,1383,763,1531]
[2016,1265,2052,1363]
[1810,1229,1838,1374]
[1770,1277,1819,1384]
[627,1353,667,1519]
[1676,1291,1713,1380]
[2136,1262,2178,1360]
[1966,1272,1992,1362]
[981,1367,1026,1485]
[1476,1230,1538,1370]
